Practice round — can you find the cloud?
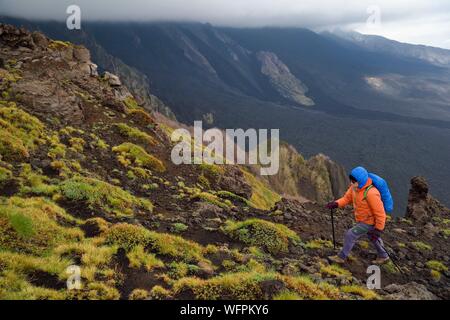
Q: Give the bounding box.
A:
[1,0,450,49]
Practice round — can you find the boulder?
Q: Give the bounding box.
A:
[384,282,438,300]
[12,79,84,123]
[31,31,49,48]
[104,71,122,87]
[260,280,286,299]
[219,166,252,199]
[193,202,224,219]
[405,176,449,224]
[73,46,91,63]
[89,63,99,77]
[0,24,35,49]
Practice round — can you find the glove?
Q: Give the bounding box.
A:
[368,229,383,242]
[326,201,338,209]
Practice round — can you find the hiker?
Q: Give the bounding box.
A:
[326,166,389,265]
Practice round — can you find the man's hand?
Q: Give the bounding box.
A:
[368,229,383,242]
[326,201,338,210]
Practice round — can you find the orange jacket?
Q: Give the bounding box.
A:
[336,178,386,230]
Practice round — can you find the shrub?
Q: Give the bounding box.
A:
[224,219,300,255]
[170,223,188,233]
[191,192,231,210]
[217,191,251,206]
[320,263,352,280]
[282,275,342,300]
[104,223,152,251]
[430,270,441,281]
[127,109,156,127]
[123,96,139,110]
[114,123,157,146]
[105,223,206,263]
[69,137,85,153]
[127,245,164,271]
[341,285,379,300]
[173,271,278,300]
[19,164,58,196]
[199,164,225,182]
[0,128,29,161]
[129,289,149,300]
[112,143,165,172]
[0,105,46,161]
[59,176,153,217]
[305,239,333,250]
[0,166,12,183]
[426,260,448,272]
[48,40,72,50]
[150,286,172,300]
[0,197,83,254]
[273,290,303,300]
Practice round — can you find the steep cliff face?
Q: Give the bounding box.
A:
[257,143,347,204]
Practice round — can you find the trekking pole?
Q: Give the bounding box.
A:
[376,239,404,275]
[330,208,336,250]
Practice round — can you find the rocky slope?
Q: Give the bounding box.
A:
[4,18,450,217]
[251,143,348,203]
[0,24,449,300]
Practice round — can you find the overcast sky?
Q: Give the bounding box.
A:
[1,0,450,49]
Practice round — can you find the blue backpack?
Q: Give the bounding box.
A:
[363,173,394,214]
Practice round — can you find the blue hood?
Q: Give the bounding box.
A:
[350,167,369,189]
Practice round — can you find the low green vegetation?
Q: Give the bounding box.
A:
[0,104,45,161]
[320,263,352,280]
[426,260,448,280]
[305,239,333,250]
[0,197,83,255]
[217,191,251,206]
[173,272,278,300]
[170,223,188,233]
[224,219,300,255]
[127,245,164,271]
[191,192,232,210]
[129,289,149,300]
[341,285,379,300]
[113,142,165,172]
[412,241,432,251]
[242,170,281,210]
[104,223,208,263]
[114,123,157,146]
[59,176,153,217]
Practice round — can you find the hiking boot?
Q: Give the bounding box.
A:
[372,257,390,265]
[328,255,346,264]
